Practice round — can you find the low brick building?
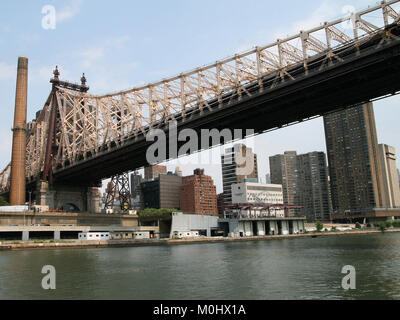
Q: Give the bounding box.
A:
[180,169,218,216]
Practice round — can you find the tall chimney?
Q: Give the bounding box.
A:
[10,57,28,205]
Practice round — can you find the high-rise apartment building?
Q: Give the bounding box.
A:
[379,144,400,208]
[180,169,218,216]
[398,169,400,194]
[144,165,167,181]
[130,172,143,209]
[323,103,388,215]
[269,151,332,220]
[130,172,143,197]
[297,152,332,221]
[221,144,258,204]
[269,151,299,211]
[217,193,225,216]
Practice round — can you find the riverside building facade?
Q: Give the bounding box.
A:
[379,144,400,208]
[221,144,259,205]
[141,173,182,209]
[323,103,395,221]
[269,151,332,221]
[180,169,218,216]
[231,182,285,217]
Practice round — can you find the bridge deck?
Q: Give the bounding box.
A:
[50,24,400,185]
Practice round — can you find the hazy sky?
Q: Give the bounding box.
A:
[0,0,399,193]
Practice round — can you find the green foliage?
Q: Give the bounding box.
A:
[0,196,9,206]
[316,222,324,232]
[386,221,393,228]
[355,222,362,229]
[378,222,387,232]
[331,226,337,232]
[139,208,178,219]
[392,221,400,228]
[366,223,372,228]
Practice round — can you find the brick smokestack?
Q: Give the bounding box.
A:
[10,57,28,205]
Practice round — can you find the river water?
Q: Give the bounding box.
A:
[0,233,399,300]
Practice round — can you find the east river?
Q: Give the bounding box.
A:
[0,233,399,300]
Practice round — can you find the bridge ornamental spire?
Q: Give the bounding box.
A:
[81,73,87,86]
[10,56,28,206]
[53,66,60,80]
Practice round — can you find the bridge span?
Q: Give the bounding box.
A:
[0,0,399,212]
[53,23,400,185]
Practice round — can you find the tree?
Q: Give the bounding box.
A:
[355,222,362,229]
[378,222,387,232]
[316,221,324,232]
[139,208,178,219]
[392,221,400,228]
[0,196,9,207]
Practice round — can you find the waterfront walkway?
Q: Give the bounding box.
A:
[1,229,399,251]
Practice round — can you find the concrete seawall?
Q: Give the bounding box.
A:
[1,229,399,251]
[0,211,139,227]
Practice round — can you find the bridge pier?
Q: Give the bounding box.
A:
[36,181,100,213]
[22,231,29,241]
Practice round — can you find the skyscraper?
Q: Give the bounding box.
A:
[130,172,143,209]
[297,152,332,221]
[269,151,332,220]
[379,144,400,208]
[130,172,143,197]
[269,151,299,212]
[221,144,258,204]
[323,103,388,215]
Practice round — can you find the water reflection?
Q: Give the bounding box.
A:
[0,233,399,300]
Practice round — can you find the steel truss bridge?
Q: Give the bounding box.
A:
[1,0,400,193]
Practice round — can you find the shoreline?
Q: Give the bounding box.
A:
[1,229,399,251]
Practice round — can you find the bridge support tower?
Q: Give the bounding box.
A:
[35,181,101,213]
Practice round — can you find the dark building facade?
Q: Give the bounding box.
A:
[141,173,182,209]
[270,151,299,212]
[130,172,143,209]
[270,151,332,221]
[130,172,143,197]
[217,193,225,216]
[323,103,388,216]
[297,152,332,221]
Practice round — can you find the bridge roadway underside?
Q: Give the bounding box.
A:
[53,25,400,185]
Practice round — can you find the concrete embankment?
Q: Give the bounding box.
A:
[1,229,399,251]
